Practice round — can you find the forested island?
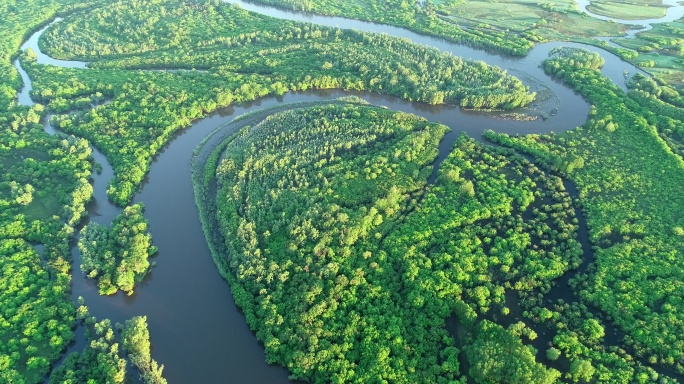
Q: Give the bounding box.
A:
[2,0,684,383]
[194,100,581,382]
[79,203,157,295]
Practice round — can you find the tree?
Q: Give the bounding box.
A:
[581,319,604,342]
[546,347,561,361]
[121,316,167,384]
[569,359,595,382]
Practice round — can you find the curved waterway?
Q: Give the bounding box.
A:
[576,0,684,36]
[12,3,663,382]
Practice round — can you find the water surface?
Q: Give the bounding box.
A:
[12,3,662,382]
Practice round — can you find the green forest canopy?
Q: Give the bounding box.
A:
[487,47,684,378]
[2,0,684,382]
[195,100,671,383]
[28,0,534,205]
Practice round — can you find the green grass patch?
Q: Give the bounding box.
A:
[22,192,62,220]
[439,0,628,41]
[609,19,684,86]
[587,0,668,20]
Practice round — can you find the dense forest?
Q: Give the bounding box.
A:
[0,0,166,381]
[4,0,684,382]
[0,61,92,384]
[79,203,157,295]
[487,47,684,378]
[194,101,673,383]
[24,0,534,205]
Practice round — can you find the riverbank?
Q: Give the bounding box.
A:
[10,0,682,381]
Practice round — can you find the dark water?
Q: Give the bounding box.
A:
[11,3,662,382]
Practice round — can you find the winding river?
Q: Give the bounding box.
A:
[13,1,682,382]
[576,0,684,37]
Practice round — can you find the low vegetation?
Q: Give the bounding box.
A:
[251,0,630,52]
[249,0,535,55]
[586,0,668,20]
[608,18,684,86]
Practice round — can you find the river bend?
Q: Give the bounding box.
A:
[12,1,678,382]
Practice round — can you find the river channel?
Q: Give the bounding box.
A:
[13,1,679,382]
[575,0,684,36]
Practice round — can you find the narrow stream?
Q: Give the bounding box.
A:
[575,0,684,36]
[12,1,683,382]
